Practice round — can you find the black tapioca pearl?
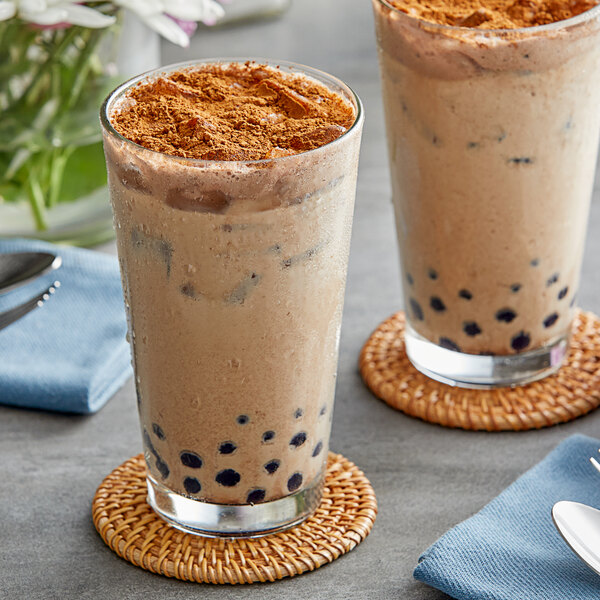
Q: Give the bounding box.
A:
[215,469,241,487]
[312,441,323,457]
[183,477,201,494]
[428,268,438,280]
[225,273,261,305]
[409,298,424,321]
[262,430,275,443]
[219,441,237,455]
[155,456,170,480]
[180,451,203,469]
[543,313,559,328]
[294,408,303,419]
[152,423,165,441]
[558,286,569,300]
[180,283,199,299]
[546,273,559,286]
[508,157,534,165]
[511,283,522,293]
[530,258,539,267]
[237,415,249,425]
[290,432,307,448]
[439,337,461,352]
[287,473,303,492]
[459,289,472,300]
[511,331,531,351]
[264,460,280,474]
[496,308,517,323]
[430,297,446,312]
[247,489,266,504]
[463,322,482,336]
[406,272,414,286]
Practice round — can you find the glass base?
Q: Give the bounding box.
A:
[146,471,324,538]
[404,325,569,389]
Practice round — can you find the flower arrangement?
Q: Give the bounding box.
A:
[0,0,225,234]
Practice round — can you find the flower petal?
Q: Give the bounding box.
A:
[141,13,190,47]
[166,0,224,22]
[112,0,163,18]
[20,0,47,13]
[19,7,69,25]
[198,0,225,26]
[0,1,16,22]
[168,16,197,38]
[62,4,116,28]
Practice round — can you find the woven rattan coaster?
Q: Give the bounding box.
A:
[93,452,376,584]
[359,309,600,431]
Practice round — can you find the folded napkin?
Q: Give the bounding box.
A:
[414,434,600,600]
[0,238,131,413]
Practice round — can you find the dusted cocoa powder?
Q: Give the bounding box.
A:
[110,62,355,161]
[385,0,599,29]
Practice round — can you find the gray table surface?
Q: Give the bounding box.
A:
[3,1,600,598]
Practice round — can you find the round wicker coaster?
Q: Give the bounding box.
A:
[93,452,377,584]
[359,309,600,431]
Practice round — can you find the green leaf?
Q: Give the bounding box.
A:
[57,141,107,205]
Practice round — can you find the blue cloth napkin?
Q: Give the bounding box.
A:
[0,238,132,413]
[414,434,600,600]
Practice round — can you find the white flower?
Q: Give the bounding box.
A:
[113,0,225,47]
[0,0,116,27]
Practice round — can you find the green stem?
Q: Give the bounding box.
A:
[7,27,80,111]
[65,28,105,111]
[48,146,74,207]
[27,169,48,231]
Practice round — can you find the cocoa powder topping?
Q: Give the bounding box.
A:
[110,62,356,161]
[385,0,599,29]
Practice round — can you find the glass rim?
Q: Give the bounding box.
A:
[374,0,600,35]
[100,57,364,167]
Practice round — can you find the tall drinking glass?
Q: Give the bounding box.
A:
[372,1,600,387]
[101,59,363,536]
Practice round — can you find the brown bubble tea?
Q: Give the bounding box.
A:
[102,60,363,535]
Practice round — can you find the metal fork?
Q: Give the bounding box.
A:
[0,281,60,332]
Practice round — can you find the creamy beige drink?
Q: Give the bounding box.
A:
[373,0,600,386]
[101,60,363,535]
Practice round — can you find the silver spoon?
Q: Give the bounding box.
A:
[0,252,62,294]
[552,500,600,576]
